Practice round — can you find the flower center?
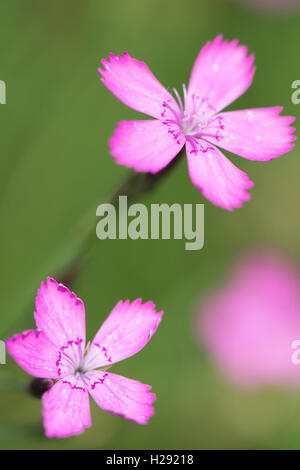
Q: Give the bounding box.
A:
[56,338,86,377]
[161,85,223,141]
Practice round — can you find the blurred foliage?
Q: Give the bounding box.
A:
[0,0,300,449]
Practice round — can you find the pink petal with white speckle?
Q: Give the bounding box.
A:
[84,299,163,370]
[187,35,255,115]
[186,139,253,210]
[84,370,155,425]
[99,52,179,120]
[109,120,185,173]
[204,107,296,161]
[6,329,60,378]
[42,375,91,438]
[34,277,86,348]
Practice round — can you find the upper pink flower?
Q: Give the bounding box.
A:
[197,253,300,387]
[6,278,163,438]
[99,35,296,210]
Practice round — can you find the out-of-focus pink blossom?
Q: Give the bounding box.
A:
[6,278,163,438]
[198,253,300,387]
[99,36,296,210]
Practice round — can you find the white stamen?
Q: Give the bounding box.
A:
[163,85,222,141]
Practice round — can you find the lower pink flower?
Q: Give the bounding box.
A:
[197,253,300,387]
[6,278,163,438]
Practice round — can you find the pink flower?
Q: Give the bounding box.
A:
[6,278,163,438]
[197,253,300,387]
[99,36,296,210]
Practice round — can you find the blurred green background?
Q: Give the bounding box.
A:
[1,0,300,450]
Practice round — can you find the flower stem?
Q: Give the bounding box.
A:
[59,148,185,286]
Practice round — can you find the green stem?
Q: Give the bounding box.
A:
[59,148,184,286]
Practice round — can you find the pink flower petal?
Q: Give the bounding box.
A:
[84,299,163,370]
[204,107,296,161]
[99,52,179,119]
[42,376,91,438]
[84,370,155,425]
[187,35,255,114]
[186,139,254,210]
[5,329,59,379]
[34,278,86,348]
[109,120,185,174]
